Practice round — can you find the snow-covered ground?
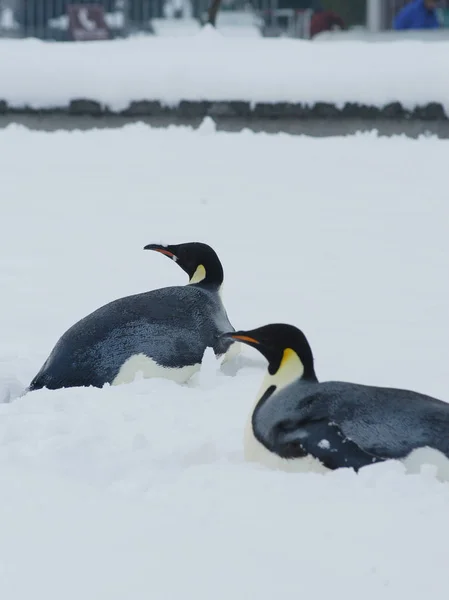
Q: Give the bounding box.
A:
[316,25,449,42]
[0,31,448,111]
[1,121,449,598]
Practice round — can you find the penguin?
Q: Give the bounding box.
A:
[223,323,449,480]
[28,242,239,391]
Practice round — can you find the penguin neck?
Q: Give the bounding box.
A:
[188,262,224,292]
[256,348,317,403]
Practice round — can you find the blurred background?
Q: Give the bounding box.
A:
[0,0,448,42]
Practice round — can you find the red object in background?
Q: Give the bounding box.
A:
[310,10,345,38]
[67,4,110,41]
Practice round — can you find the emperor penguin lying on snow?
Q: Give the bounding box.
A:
[29,242,239,391]
[223,323,449,482]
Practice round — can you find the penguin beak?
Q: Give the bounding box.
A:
[222,332,260,345]
[144,244,176,259]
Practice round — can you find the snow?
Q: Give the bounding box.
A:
[163,0,193,20]
[0,34,448,111]
[315,26,449,42]
[151,17,201,36]
[213,10,264,38]
[318,439,330,450]
[1,121,449,598]
[0,7,19,30]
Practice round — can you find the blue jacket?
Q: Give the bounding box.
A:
[393,0,440,30]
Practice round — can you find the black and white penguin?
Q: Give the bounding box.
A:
[223,323,449,480]
[28,242,239,391]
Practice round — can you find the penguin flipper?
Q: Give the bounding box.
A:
[274,418,384,471]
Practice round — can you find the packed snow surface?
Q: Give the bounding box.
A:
[1,122,449,598]
[0,32,448,110]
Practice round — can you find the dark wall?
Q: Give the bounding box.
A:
[320,0,366,26]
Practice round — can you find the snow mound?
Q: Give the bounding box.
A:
[0,36,448,111]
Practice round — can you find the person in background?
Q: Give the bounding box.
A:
[310,6,345,37]
[393,0,440,30]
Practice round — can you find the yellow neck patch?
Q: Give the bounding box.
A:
[255,347,304,411]
[278,348,304,383]
[189,264,206,284]
[280,348,297,367]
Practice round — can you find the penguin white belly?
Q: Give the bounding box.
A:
[401,447,449,482]
[112,353,200,386]
[243,416,330,474]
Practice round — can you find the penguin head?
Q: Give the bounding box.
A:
[144,242,224,287]
[223,324,317,383]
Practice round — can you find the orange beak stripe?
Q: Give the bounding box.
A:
[231,335,260,344]
[154,249,175,257]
